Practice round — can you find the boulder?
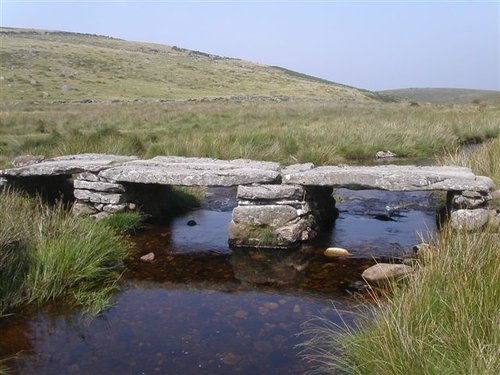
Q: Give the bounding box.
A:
[362,263,413,283]
[450,209,489,231]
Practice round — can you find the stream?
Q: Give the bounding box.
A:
[0,188,443,374]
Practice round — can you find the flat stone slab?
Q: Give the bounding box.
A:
[282,165,495,192]
[99,157,281,187]
[0,154,137,177]
[237,184,305,201]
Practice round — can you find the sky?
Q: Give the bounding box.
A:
[1,1,499,91]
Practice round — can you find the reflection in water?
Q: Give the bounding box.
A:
[0,188,443,375]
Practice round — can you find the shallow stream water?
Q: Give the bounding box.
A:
[0,188,442,375]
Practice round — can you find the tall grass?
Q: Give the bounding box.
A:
[303,228,500,375]
[0,190,130,316]
[302,135,500,375]
[1,101,498,168]
[439,136,500,185]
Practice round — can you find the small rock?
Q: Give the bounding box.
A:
[187,220,197,226]
[345,280,370,293]
[42,91,49,98]
[62,84,72,92]
[362,263,413,283]
[375,150,397,159]
[140,252,155,262]
[71,202,97,216]
[324,247,351,257]
[293,304,301,313]
[30,79,38,86]
[128,202,137,210]
[11,154,45,167]
[412,242,436,258]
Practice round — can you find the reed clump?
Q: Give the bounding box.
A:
[0,190,130,316]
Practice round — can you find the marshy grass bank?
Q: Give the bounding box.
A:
[303,139,500,375]
[1,101,498,167]
[0,190,133,318]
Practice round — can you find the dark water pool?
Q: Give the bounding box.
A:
[0,188,442,375]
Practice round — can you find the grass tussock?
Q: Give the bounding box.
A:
[439,136,500,185]
[1,101,499,168]
[101,211,143,234]
[0,190,130,316]
[302,228,500,375]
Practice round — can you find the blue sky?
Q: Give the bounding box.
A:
[1,1,499,91]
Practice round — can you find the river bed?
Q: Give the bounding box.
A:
[0,188,442,374]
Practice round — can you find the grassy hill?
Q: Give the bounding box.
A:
[0,27,379,103]
[379,87,500,104]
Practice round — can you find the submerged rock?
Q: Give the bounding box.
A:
[362,263,413,283]
[140,252,155,262]
[324,247,351,257]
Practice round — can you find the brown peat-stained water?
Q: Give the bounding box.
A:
[0,188,442,375]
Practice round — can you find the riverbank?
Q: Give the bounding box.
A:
[304,138,499,375]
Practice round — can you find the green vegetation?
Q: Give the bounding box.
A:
[303,142,500,375]
[0,27,374,103]
[1,101,498,168]
[101,211,143,234]
[380,87,500,104]
[439,136,500,185]
[0,190,130,317]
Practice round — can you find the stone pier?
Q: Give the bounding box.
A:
[228,184,336,248]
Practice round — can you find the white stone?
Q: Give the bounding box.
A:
[324,247,351,257]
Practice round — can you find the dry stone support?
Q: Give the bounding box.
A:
[72,172,132,220]
[228,184,337,249]
[447,190,492,231]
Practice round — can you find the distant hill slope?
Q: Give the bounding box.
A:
[379,88,500,104]
[0,27,379,103]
